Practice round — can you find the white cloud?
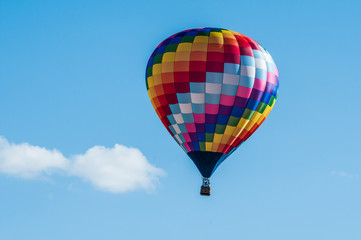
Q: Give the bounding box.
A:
[0,136,164,193]
[0,136,69,178]
[70,145,165,193]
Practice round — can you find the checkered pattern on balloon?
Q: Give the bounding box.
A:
[146,27,279,181]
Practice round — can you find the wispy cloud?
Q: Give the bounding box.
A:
[331,170,358,179]
[0,136,165,193]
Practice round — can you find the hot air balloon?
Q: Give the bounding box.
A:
[146,27,279,196]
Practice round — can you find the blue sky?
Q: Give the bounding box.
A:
[1,0,361,239]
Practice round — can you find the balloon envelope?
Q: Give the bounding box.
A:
[146,27,279,178]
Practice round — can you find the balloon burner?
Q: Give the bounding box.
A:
[200,178,211,196]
